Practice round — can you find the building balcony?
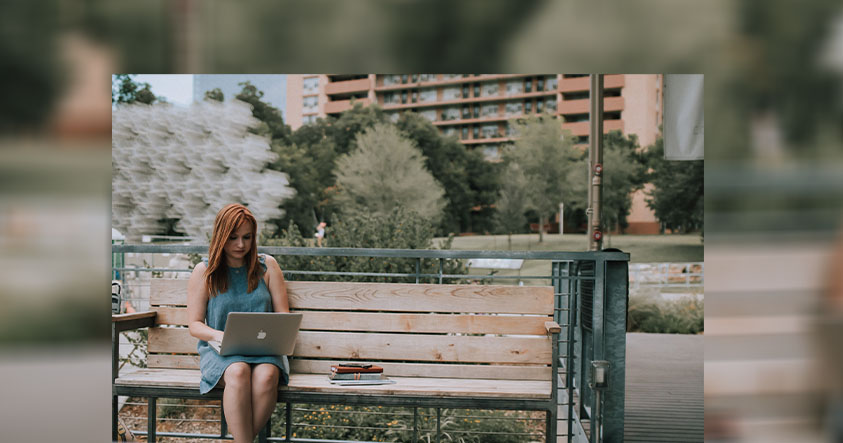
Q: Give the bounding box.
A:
[325,98,372,114]
[380,90,557,111]
[461,136,513,145]
[557,96,625,114]
[558,74,625,93]
[433,115,509,126]
[375,74,531,91]
[325,78,372,96]
[561,119,625,136]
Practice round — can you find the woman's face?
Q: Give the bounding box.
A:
[224,222,253,262]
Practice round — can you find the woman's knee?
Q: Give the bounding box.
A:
[253,365,280,391]
[223,362,251,387]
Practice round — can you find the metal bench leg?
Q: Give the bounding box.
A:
[413,407,419,442]
[148,397,157,443]
[546,408,558,443]
[112,394,118,442]
[258,415,269,443]
[286,401,293,442]
[436,408,441,443]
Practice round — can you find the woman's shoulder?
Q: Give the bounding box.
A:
[193,260,208,274]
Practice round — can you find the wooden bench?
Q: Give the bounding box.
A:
[112,279,561,442]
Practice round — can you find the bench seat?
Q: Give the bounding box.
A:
[115,369,552,399]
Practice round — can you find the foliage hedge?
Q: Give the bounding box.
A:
[627,292,703,334]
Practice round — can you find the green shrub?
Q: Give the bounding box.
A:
[270,404,539,442]
[263,207,467,283]
[627,292,703,334]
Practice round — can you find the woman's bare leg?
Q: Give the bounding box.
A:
[223,362,254,443]
[251,364,280,436]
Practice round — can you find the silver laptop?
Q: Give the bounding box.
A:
[208,312,303,356]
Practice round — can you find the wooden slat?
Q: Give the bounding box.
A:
[115,369,552,399]
[149,328,552,364]
[151,280,554,315]
[291,359,550,381]
[153,307,551,335]
[148,356,551,380]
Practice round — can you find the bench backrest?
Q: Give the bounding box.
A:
[148,279,555,380]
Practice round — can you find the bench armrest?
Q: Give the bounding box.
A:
[112,311,157,333]
[545,321,561,335]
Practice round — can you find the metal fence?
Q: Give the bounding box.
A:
[113,244,629,442]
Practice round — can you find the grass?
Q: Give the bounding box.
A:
[434,233,703,286]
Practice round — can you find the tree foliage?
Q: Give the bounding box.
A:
[335,123,446,220]
[643,136,704,233]
[396,112,499,235]
[503,115,580,241]
[236,81,292,143]
[265,207,466,284]
[600,131,647,232]
[494,163,528,248]
[111,74,157,105]
[204,87,224,102]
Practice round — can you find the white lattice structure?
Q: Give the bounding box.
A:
[112,100,295,242]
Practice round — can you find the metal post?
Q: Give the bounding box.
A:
[438,258,444,284]
[286,402,293,442]
[588,74,604,251]
[220,402,227,438]
[415,258,421,284]
[112,323,119,442]
[148,397,157,443]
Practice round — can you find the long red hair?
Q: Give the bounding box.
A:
[205,204,263,297]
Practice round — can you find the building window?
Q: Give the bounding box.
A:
[462,85,470,98]
[420,109,437,122]
[419,74,435,82]
[303,95,319,113]
[473,125,479,139]
[302,115,317,124]
[473,106,480,118]
[482,145,500,161]
[506,80,523,95]
[524,77,532,93]
[536,100,543,113]
[481,124,498,138]
[442,106,460,121]
[473,83,480,97]
[481,104,499,117]
[546,99,557,112]
[562,91,590,101]
[411,74,418,83]
[401,91,408,104]
[443,74,461,81]
[546,76,558,90]
[462,105,470,119]
[505,101,523,116]
[604,88,622,97]
[383,92,397,104]
[419,88,436,102]
[563,74,588,78]
[524,100,532,113]
[442,126,456,136]
[462,126,469,139]
[483,82,500,96]
[565,113,589,123]
[401,74,409,84]
[303,77,319,94]
[604,111,621,120]
[383,75,401,86]
[411,91,418,103]
[443,87,461,100]
[537,77,544,91]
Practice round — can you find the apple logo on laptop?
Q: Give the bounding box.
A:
[257,330,267,340]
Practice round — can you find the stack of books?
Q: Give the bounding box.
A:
[329,363,395,385]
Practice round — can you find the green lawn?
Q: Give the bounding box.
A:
[433,233,703,286]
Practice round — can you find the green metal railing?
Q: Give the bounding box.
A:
[112,244,629,442]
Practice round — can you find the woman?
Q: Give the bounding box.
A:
[187,204,291,443]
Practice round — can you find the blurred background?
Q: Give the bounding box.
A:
[1,0,842,441]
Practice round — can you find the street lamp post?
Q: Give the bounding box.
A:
[588,74,604,251]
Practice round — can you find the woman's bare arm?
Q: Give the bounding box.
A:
[187,262,224,342]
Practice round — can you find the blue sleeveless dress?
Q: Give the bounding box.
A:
[197,255,290,394]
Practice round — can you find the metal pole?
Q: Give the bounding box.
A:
[588,74,604,251]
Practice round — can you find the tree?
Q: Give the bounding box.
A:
[112,74,157,105]
[204,87,224,102]
[494,163,528,249]
[396,112,499,235]
[503,115,580,242]
[236,81,292,143]
[643,136,704,233]
[601,131,647,234]
[335,123,446,220]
